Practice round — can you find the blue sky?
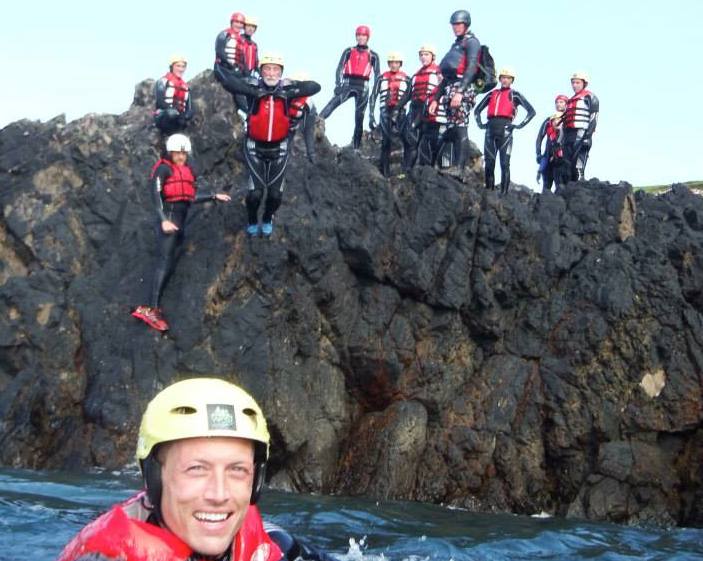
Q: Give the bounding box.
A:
[3,1,702,189]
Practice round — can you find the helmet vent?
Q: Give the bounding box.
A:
[171,406,197,415]
[242,408,258,424]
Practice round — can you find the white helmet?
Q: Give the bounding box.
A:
[165,133,192,153]
[571,70,589,83]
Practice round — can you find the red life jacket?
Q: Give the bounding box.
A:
[152,159,196,202]
[343,47,373,79]
[163,72,190,113]
[249,96,291,142]
[379,70,409,108]
[411,63,441,103]
[58,493,282,561]
[288,97,309,120]
[242,36,258,73]
[564,89,593,129]
[222,28,246,70]
[487,88,515,119]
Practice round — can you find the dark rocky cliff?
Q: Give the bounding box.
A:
[1,71,701,527]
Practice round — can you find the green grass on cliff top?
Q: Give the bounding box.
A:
[636,181,703,194]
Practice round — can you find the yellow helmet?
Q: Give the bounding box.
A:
[169,54,187,67]
[498,66,516,80]
[259,52,284,69]
[571,70,589,83]
[244,15,258,27]
[418,44,436,57]
[137,378,270,507]
[387,51,403,63]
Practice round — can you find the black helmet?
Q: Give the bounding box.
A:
[449,10,471,27]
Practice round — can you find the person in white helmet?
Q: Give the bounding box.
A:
[58,378,339,561]
[474,67,535,194]
[563,71,599,181]
[223,53,320,238]
[131,134,231,332]
[154,55,194,137]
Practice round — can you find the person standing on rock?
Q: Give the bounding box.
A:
[214,12,250,113]
[223,54,320,238]
[428,9,482,176]
[369,52,411,177]
[154,55,194,139]
[563,71,599,181]
[131,134,231,332]
[474,67,536,194]
[58,377,339,561]
[241,16,260,77]
[536,95,568,192]
[396,44,443,169]
[318,25,380,149]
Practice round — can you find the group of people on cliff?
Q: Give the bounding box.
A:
[132,8,600,333]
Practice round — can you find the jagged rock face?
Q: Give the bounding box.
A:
[1,72,702,527]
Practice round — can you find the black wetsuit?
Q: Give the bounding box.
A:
[213,28,250,112]
[288,100,318,163]
[319,45,380,149]
[369,70,411,176]
[226,77,321,226]
[474,87,536,193]
[154,73,194,137]
[536,117,567,192]
[563,89,599,181]
[434,31,481,169]
[148,161,215,308]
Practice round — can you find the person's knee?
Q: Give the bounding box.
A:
[246,187,263,207]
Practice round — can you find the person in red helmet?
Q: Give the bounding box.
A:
[214,12,249,112]
[396,44,443,169]
[369,52,411,177]
[563,71,599,181]
[429,9,482,174]
[318,25,380,149]
[474,67,535,194]
[154,55,194,138]
[536,95,568,192]
[131,134,231,332]
[224,54,320,238]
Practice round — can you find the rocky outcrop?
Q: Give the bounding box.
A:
[1,72,701,527]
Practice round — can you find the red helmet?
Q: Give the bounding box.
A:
[355,25,371,37]
[231,12,245,24]
[555,94,569,103]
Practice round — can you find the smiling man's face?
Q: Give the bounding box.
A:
[160,436,255,556]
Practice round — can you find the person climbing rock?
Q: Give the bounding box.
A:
[58,377,339,561]
[318,25,380,149]
[154,55,194,138]
[288,72,318,163]
[214,12,250,113]
[224,54,320,238]
[563,71,599,181]
[536,95,569,192]
[474,67,536,194]
[429,9,481,174]
[131,134,231,332]
[369,52,411,177]
[396,44,443,169]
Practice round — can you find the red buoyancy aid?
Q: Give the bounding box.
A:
[546,120,563,158]
[152,159,196,202]
[564,89,593,129]
[288,97,309,120]
[411,63,441,103]
[249,96,291,142]
[379,70,409,108]
[243,37,258,73]
[58,493,283,561]
[223,28,246,69]
[164,72,190,113]
[487,88,515,119]
[343,47,372,79]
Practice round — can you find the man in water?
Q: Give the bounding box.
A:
[58,377,337,561]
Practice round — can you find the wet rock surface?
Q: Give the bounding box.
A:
[1,72,701,527]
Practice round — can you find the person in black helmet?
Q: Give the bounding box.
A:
[474,67,536,194]
[318,25,381,149]
[429,9,481,175]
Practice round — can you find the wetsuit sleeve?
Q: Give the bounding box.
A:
[395,76,412,111]
[459,35,481,91]
[215,31,229,66]
[154,78,170,111]
[283,80,321,100]
[585,94,599,137]
[536,118,549,156]
[513,90,536,129]
[369,76,381,118]
[224,76,261,98]
[184,93,194,120]
[335,48,351,86]
[473,92,490,127]
[371,50,381,88]
[150,164,171,222]
[265,523,340,561]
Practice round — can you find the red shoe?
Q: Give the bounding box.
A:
[131,305,170,331]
